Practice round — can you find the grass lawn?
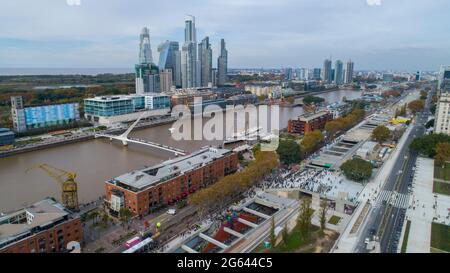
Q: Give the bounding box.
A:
[430,222,450,253]
[328,215,341,225]
[433,181,450,196]
[272,224,319,253]
[434,162,450,181]
[400,220,411,253]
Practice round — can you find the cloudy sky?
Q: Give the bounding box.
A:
[0,0,449,71]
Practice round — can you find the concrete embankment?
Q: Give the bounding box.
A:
[0,117,177,158]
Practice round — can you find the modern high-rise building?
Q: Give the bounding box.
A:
[135,63,160,94]
[345,60,354,84]
[334,60,344,85]
[434,93,450,135]
[159,69,173,93]
[284,68,293,81]
[139,27,153,64]
[135,27,160,94]
[198,36,212,87]
[438,65,450,93]
[158,41,180,87]
[211,68,218,87]
[217,39,228,86]
[322,59,332,84]
[181,15,198,88]
[313,68,321,80]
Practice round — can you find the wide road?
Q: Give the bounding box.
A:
[355,87,433,253]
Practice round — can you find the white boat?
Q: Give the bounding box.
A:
[224,127,263,145]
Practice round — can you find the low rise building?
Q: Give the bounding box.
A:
[287,110,333,135]
[326,102,352,119]
[84,94,171,126]
[0,198,83,253]
[0,128,15,146]
[10,96,80,133]
[104,147,238,217]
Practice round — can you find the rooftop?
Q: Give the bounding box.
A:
[298,110,331,122]
[108,147,233,191]
[0,198,69,245]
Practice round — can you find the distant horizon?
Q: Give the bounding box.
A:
[0,67,438,76]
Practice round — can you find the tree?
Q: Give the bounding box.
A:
[319,200,328,236]
[119,207,132,228]
[303,95,325,106]
[372,125,391,144]
[301,130,324,154]
[340,158,373,182]
[297,199,313,238]
[286,96,295,105]
[408,99,425,114]
[270,217,276,249]
[410,133,450,157]
[276,139,301,165]
[282,222,289,245]
[325,120,341,137]
[434,142,450,167]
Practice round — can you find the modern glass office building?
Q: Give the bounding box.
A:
[84,94,170,118]
[84,96,135,117]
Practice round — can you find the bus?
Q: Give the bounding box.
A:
[122,238,153,253]
[125,236,141,249]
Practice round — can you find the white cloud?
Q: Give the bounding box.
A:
[66,0,81,6]
[366,0,382,6]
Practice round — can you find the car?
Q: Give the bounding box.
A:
[365,237,370,244]
[167,209,176,215]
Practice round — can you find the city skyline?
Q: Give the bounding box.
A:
[1,0,450,71]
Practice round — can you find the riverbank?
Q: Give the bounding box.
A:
[0,116,178,158]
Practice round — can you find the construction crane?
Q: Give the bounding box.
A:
[27,164,79,211]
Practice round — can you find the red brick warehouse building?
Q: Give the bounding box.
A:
[287,110,333,135]
[105,147,238,217]
[0,198,83,253]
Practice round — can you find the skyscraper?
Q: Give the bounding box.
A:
[159,69,173,93]
[181,15,198,88]
[135,27,159,94]
[198,36,212,87]
[217,39,228,86]
[158,41,180,87]
[135,63,160,93]
[139,27,153,64]
[345,60,354,84]
[438,65,450,93]
[334,60,344,85]
[322,59,332,84]
[313,68,321,80]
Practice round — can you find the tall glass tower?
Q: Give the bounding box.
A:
[217,39,228,86]
[139,27,153,64]
[181,15,198,88]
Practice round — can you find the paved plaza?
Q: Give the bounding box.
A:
[406,157,450,253]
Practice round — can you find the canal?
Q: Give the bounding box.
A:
[0,90,361,212]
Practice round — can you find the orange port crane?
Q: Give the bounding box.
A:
[27,164,79,211]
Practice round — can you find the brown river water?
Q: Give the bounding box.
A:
[0,90,361,212]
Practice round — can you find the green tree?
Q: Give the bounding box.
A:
[372,125,391,144]
[319,200,328,236]
[276,139,301,165]
[270,217,276,249]
[434,142,450,167]
[340,158,373,182]
[410,133,450,157]
[298,199,313,238]
[303,95,325,105]
[119,207,132,228]
[282,222,289,245]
